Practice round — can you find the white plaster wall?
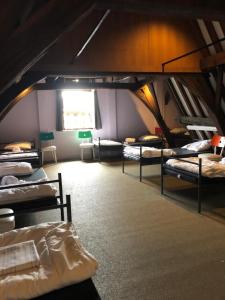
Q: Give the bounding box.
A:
[0,92,39,145]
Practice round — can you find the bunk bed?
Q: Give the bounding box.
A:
[122,139,212,181]
[161,156,225,213]
[0,141,41,167]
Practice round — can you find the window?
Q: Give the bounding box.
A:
[61,90,95,130]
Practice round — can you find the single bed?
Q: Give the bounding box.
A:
[93,137,123,161]
[0,141,41,167]
[0,168,67,222]
[0,221,100,300]
[122,145,208,182]
[161,156,225,213]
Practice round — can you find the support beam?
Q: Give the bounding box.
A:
[0,72,46,121]
[96,0,225,21]
[34,81,145,90]
[0,0,96,95]
[134,83,175,147]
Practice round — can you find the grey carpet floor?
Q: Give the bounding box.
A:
[26,161,225,300]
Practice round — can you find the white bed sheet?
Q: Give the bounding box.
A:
[0,222,98,300]
[124,146,175,158]
[166,157,225,178]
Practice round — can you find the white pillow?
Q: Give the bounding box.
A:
[182,140,211,152]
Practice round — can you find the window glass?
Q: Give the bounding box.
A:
[61,90,95,130]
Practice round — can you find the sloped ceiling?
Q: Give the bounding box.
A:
[0,0,225,127]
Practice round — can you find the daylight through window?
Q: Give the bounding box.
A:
[61,90,95,130]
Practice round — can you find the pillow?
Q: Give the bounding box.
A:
[182,140,211,152]
[170,127,187,135]
[4,142,32,151]
[206,154,222,162]
[138,135,159,142]
[125,137,136,143]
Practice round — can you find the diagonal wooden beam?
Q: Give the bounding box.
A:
[0,71,46,121]
[134,83,175,147]
[215,65,224,114]
[0,0,96,95]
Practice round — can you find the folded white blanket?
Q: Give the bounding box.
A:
[0,240,40,276]
[0,222,98,300]
[124,146,175,158]
[0,162,33,177]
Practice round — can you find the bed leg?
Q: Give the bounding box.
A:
[161,151,164,195]
[58,173,65,221]
[198,158,202,213]
[66,195,72,222]
[140,146,142,182]
[122,157,125,173]
[140,163,142,182]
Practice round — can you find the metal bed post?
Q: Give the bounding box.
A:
[66,195,72,222]
[198,158,202,213]
[122,143,125,173]
[58,173,65,221]
[161,149,164,195]
[98,137,101,162]
[140,145,142,182]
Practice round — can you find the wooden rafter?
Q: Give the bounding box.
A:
[0,0,96,95]
[0,72,46,121]
[176,75,225,135]
[215,65,224,114]
[167,78,198,140]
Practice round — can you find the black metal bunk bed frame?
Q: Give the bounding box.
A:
[161,157,225,213]
[0,172,70,221]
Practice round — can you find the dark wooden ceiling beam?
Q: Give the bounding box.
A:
[33,81,145,90]
[96,0,225,21]
[0,0,96,96]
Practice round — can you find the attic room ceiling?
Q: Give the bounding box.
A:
[0,0,224,93]
[0,0,225,121]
